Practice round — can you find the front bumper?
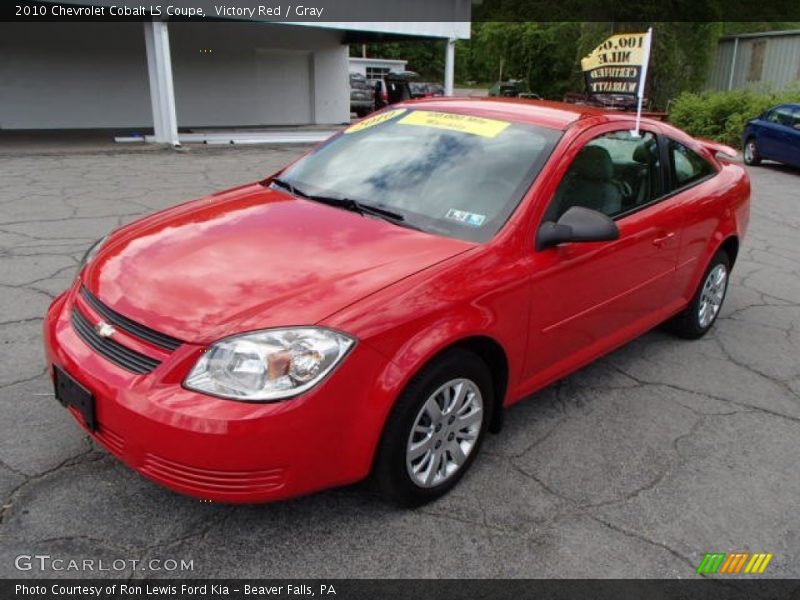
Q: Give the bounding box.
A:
[43,286,390,503]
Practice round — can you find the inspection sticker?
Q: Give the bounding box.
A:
[445,208,486,227]
[344,108,407,134]
[398,110,511,138]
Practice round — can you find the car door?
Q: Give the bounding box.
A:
[758,106,794,161]
[775,107,800,166]
[521,124,685,389]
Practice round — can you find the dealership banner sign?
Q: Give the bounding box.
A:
[581,31,652,96]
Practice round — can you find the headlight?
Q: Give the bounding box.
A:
[79,235,108,270]
[184,327,355,401]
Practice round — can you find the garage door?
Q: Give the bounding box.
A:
[255,49,313,125]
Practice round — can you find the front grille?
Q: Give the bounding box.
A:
[80,286,182,352]
[71,308,161,374]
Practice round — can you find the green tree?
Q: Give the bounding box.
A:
[351,21,800,109]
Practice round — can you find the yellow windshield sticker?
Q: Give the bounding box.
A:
[397,111,511,138]
[344,108,407,134]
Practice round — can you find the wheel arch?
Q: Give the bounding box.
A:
[443,335,509,433]
[387,333,510,434]
[719,234,740,267]
[370,329,512,459]
[363,329,511,482]
[686,233,740,298]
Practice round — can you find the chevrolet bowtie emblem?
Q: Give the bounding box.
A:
[95,321,116,338]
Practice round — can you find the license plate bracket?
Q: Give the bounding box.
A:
[54,366,96,431]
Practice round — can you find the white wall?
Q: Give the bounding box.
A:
[168,22,349,126]
[0,21,350,129]
[0,22,152,129]
[348,58,408,77]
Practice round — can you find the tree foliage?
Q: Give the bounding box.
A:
[351,22,800,110]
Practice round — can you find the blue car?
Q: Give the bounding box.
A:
[743,103,800,168]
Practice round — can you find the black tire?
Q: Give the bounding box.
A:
[373,348,493,507]
[667,250,731,339]
[743,137,761,166]
[355,108,370,118]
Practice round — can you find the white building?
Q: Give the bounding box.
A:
[0,17,469,144]
[348,57,409,79]
[706,29,800,92]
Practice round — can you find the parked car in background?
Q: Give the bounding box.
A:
[45,99,749,507]
[349,72,375,118]
[369,79,389,109]
[410,82,445,98]
[427,83,445,97]
[563,92,640,111]
[372,71,417,110]
[743,103,800,168]
[488,80,528,97]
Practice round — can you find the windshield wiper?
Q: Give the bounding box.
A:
[272,178,420,231]
[270,177,308,198]
[307,194,424,231]
[310,195,404,220]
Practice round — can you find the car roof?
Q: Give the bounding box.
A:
[395,97,654,131]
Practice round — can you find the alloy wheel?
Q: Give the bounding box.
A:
[405,378,483,488]
[698,264,727,328]
[744,142,755,163]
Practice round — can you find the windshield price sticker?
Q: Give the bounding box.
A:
[398,111,511,138]
[344,108,407,134]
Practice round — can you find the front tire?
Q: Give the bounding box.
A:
[668,250,730,339]
[373,349,493,507]
[743,137,761,166]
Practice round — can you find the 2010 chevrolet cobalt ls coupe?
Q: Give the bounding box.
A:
[44,99,750,506]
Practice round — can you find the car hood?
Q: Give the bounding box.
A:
[83,184,473,343]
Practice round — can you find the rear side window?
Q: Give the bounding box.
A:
[668,139,715,189]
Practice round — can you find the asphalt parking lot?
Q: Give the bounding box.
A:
[0,142,798,579]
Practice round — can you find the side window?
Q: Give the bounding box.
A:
[551,130,662,220]
[768,106,799,128]
[668,139,715,189]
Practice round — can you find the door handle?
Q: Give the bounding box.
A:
[652,232,675,247]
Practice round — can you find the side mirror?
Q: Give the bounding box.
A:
[536,206,619,250]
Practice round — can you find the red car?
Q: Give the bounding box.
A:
[44,99,750,506]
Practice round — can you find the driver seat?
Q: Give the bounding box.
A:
[554,145,622,218]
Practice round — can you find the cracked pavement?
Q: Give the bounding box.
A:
[0,144,798,579]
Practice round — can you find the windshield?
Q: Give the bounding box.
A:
[278,108,560,242]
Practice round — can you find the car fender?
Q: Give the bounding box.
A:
[682,163,749,298]
[326,248,528,471]
[742,123,758,145]
[353,309,511,470]
[369,309,508,402]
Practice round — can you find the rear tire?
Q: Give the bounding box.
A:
[743,137,761,166]
[668,250,730,339]
[373,349,493,507]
